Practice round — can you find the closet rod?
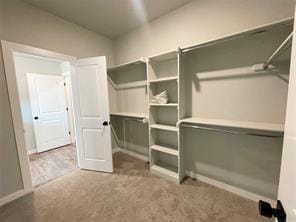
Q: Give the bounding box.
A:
[122,117,148,124]
[263,32,293,69]
[181,19,293,53]
[180,124,283,138]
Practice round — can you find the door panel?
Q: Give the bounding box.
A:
[82,129,105,160]
[36,78,62,113]
[278,10,296,221]
[76,66,101,117]
[71,57,113,173]
[27,74,70,153]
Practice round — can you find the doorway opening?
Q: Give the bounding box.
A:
[13,52,78,188]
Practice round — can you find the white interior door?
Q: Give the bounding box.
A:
[71,57,113,173]
[277,10,296,222]
[27,73,70,153]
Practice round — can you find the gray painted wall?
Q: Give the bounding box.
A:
[2,0,114,67]
[114,0,294,64]
[0,0,114,200]
[0,0,23,199]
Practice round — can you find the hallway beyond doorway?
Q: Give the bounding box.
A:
[29,145,78,188]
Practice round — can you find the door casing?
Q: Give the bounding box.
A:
[0,40,76,206]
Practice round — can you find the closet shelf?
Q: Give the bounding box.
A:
[151,145,178,156]
[150,124,178,132]
[110,112,148,119]
[178,117,284,133]
[148,76,178,83]
[107,58,145,72]
[148,50,178,62]
[150,164,179,181]
[108,78,147,90]
[149,103,178,107]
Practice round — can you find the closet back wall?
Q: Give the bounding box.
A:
[114,0,294,64]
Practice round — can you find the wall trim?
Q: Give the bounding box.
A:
[0,189,32,207]
[112,147,149,161]
[186,170,276,206]
[27,149,36,155]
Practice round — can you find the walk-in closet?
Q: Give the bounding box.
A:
[2,1,296,221]
[108,19,293,203]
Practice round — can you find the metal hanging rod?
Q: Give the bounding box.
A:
[122,117,148,124]
[180,124,283,138]
[263,32,293,69]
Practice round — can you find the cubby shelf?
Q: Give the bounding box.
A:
[150,124,178,132]
[150,165,179,181]
[148,76,178,83]
[151,145,178,156]
[149,103,178,107]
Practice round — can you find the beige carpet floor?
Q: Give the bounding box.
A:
[0,152,272,222]
[29,145,78,188]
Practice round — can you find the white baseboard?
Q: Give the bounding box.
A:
[186,171,276,205]
[112,147,121,153]
[27,149,36,155]
[112,147,149,161]
[0,189,32,207]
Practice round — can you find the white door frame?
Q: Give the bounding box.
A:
[0,40,76,206]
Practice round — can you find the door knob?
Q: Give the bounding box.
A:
[34,116,39,120]
[102,121,109,126]
[259,200,286,222]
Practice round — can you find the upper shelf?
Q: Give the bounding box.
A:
[107,58,145,73]
[178,117,284,133]
[110,112,148,119]
[148,50,178,62]
[148,76,178,83]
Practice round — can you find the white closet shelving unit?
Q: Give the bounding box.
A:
[108,18,293,202]
[147,49,185,183]
[107,58,149,159]
[176,19,292,201]
[108,58,148,118]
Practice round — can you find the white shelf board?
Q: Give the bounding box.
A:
[151,145,178,156]
[107,58,145,72]
[148,50,178,62]
[178,117,284,133]
[149,103,178,107]
[148,76,178,83]
[110,112,148,119]
[150,124,178,132]
[150,165,179,181]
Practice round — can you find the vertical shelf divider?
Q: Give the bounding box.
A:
[147,49,183,183]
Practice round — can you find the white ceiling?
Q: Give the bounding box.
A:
[24,0,192,38]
